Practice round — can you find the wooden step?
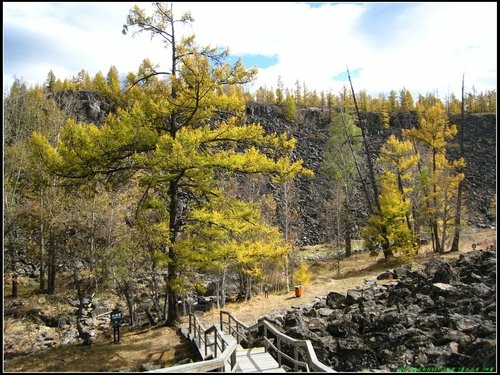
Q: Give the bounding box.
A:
[192,332,237,360]
[233,347,286,373]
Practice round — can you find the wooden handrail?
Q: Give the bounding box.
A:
[220,310,334,372]
[146,310,333,373]
[262,336,310,372]
[146,313,237,372]
[220,310,250,346]
[147,339,238,373]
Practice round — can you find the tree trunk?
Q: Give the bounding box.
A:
[47,227,57,294]
[450,74,465,252]
[11,273,19,298]
[166,179,180,326]
[7,238,19,298]
[165,255,179,326]
[432,221,441,253]
[126,293,135,326]
[282,181,292,293]
[344,185,352,258]
[74,270,93,346]
[345,228,352,258]
[150,267,162,320]
[339,108,372,212]
[39,190,46,292]
[431,150,443,254]
[220,269,227,308]
[347,68,391,259]
[246,277,253,301]
[284,254,290,293]
[89,194,96,273]
[215,279,221,310]
[165,17,181,326]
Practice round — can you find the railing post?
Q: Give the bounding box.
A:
[231,348,237,370]
[294,346,298,372]
[277,336,282,366]
[198,325,201,348]
[189,314,192,336]
[213,330,218,358]
[203,331,208,357]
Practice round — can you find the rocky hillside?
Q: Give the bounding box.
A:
[260,246,496,372]
[51,91,496,245]
[246,102,496,245]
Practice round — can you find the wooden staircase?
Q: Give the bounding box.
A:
[194,329,285,373]
[146,311,334,373]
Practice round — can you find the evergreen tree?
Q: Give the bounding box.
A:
[72,69,92,90]
[45,70,57,93]
[283,94,297,122]
[92,71,108,93]
[275,76,284,105]
[362,135,420,259]
[403,102,464,253]
[362,168,417,260]
[255,86,267,103]
[399,87,414,110]
[388,90,398,111]
[31,2,311,326]
[294,80,302,105]
[321,111,363,257]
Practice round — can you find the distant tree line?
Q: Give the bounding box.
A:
[253,81,495,115]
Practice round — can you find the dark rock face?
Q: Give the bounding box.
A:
[48,94,496,246]
[246,103,333,245]
[448,113,497,227]
[247,103,496,245]
[50,89,112,125]
[261,247,496,371]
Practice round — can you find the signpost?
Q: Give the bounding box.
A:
[110,308,123,343]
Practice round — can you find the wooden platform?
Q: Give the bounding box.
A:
[233,346,286,373]
[185,328,285,373]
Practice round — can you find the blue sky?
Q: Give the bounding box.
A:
[3,2,497,99]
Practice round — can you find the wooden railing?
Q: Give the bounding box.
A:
[149,344,237,373]
[220,310,334,372]
[148,313,237,373]
[188,313,235,359]
[147,310,334,372]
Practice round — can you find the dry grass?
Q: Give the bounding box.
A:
[4,323,192,372]
[191,227,496,326]
[4,228,496,372]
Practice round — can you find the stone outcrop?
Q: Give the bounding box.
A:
[260,247,496,371]
[50,89,112,125]
[3,294,117,355]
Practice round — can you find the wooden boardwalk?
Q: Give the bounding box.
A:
[155,312,334,373]
[233,346,286,373]
[193,330,285,372]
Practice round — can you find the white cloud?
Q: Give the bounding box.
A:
[3,2,496,99]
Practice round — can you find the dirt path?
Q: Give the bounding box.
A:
[194,227,496,327]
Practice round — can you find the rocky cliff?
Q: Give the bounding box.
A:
[51,92,496,246]
[246,102,496,245]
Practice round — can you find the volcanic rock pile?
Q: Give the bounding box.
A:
[261,247,496,372]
